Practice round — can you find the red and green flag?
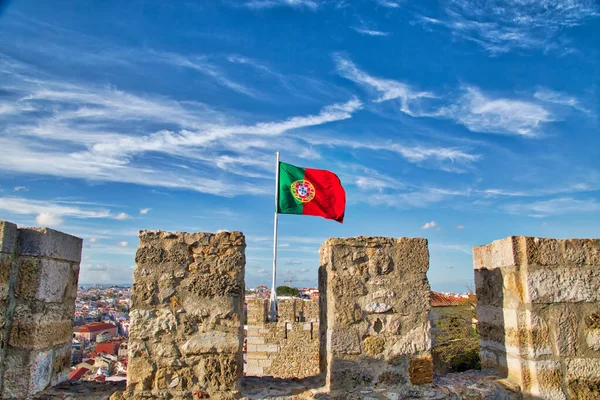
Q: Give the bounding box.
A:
[277,161,346,223]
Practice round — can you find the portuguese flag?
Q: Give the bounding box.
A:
[277,161,346,223]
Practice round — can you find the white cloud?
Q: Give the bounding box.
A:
[334,54,436,114]
[159,53,259,98]
[140,208,151,215]
[303,136,479,172]
[0,57,363,197]
[376,0,400,8]
[456,225,465,229]
[436,86,552,136]
[504,197,600,217]
[478,189,528,197]
[351,27,390,37]
[362,187,468,209]
[35,212,63,227]
[414,0,599,54]
[13,186,28,192]
[333,56,553,136]
[421,221,437,230]
[89,237,98,243]
[534,88,590,114]
[0,197,112,220]
[244,0,319,10]
[355,176,398,191]
[430,243,471,255]
[118,241,128,247]
[114,212,131,220]
[82,263,109,272]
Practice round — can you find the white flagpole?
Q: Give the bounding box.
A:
[269,151,280,322]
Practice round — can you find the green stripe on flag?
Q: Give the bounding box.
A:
[277,162,304,214]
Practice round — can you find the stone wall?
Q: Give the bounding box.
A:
[474,236,600,399]
[319,237,433,393]
[126,230,245,400]
[0,221,82,399]
[245,299,319,378]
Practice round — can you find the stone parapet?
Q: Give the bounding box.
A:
[0,222,82,400]
[474,236,600,399]
[245,298,320,379]
[126,230,245,400]
[319,237,433,393]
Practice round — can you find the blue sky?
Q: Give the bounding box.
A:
[0,0,598,291]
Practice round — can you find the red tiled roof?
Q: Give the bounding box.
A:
[431,291,474,307]
[73,322,118,333]
[68,367,89,381]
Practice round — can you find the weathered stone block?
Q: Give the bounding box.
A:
[475,235,600,400]
[17,227,82,263]
[0,253,12,300]
[51,342,72,386]
[565,358,600,399]
[127,357,155,391]
[180,331,239,355]
[525,238,600,267]
[527,360,565,400]
[2,348,53,399]
[127,230,244,399]
[551,307,579,356]
[10,319,73,350]
[526,267,600,303]
[0,222,82,399]
[473,237,520,270]
[246,299,268,324]
[320,237,431,391]
[0,220,18,254]
[9,303,75,350]
[408,356,433,385]
[16,258,74,303]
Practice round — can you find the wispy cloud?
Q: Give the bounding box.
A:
[414,0,599,54]
[0,197,118,227]
[351,27,390,37]
[333,56,554,136]
[243,0,319,10]
[302,135,480,172]
[140,208,151,215]
[504,197,600,217]
[376,0,401,8]
[0,56,363,197]
[435,86,552,136]
[360,187,469,209]
[334,54,436,114]
[534,87,590,114]
[430,243,471,255]
[158,53,259,98]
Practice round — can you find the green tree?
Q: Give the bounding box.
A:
[276,285,299,297]
[432,302,481,372]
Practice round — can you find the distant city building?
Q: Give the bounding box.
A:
[96,337,124,356]
[73,322,119,342]
[118,342,128,359]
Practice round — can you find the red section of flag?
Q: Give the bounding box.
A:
[302,168,346,223]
